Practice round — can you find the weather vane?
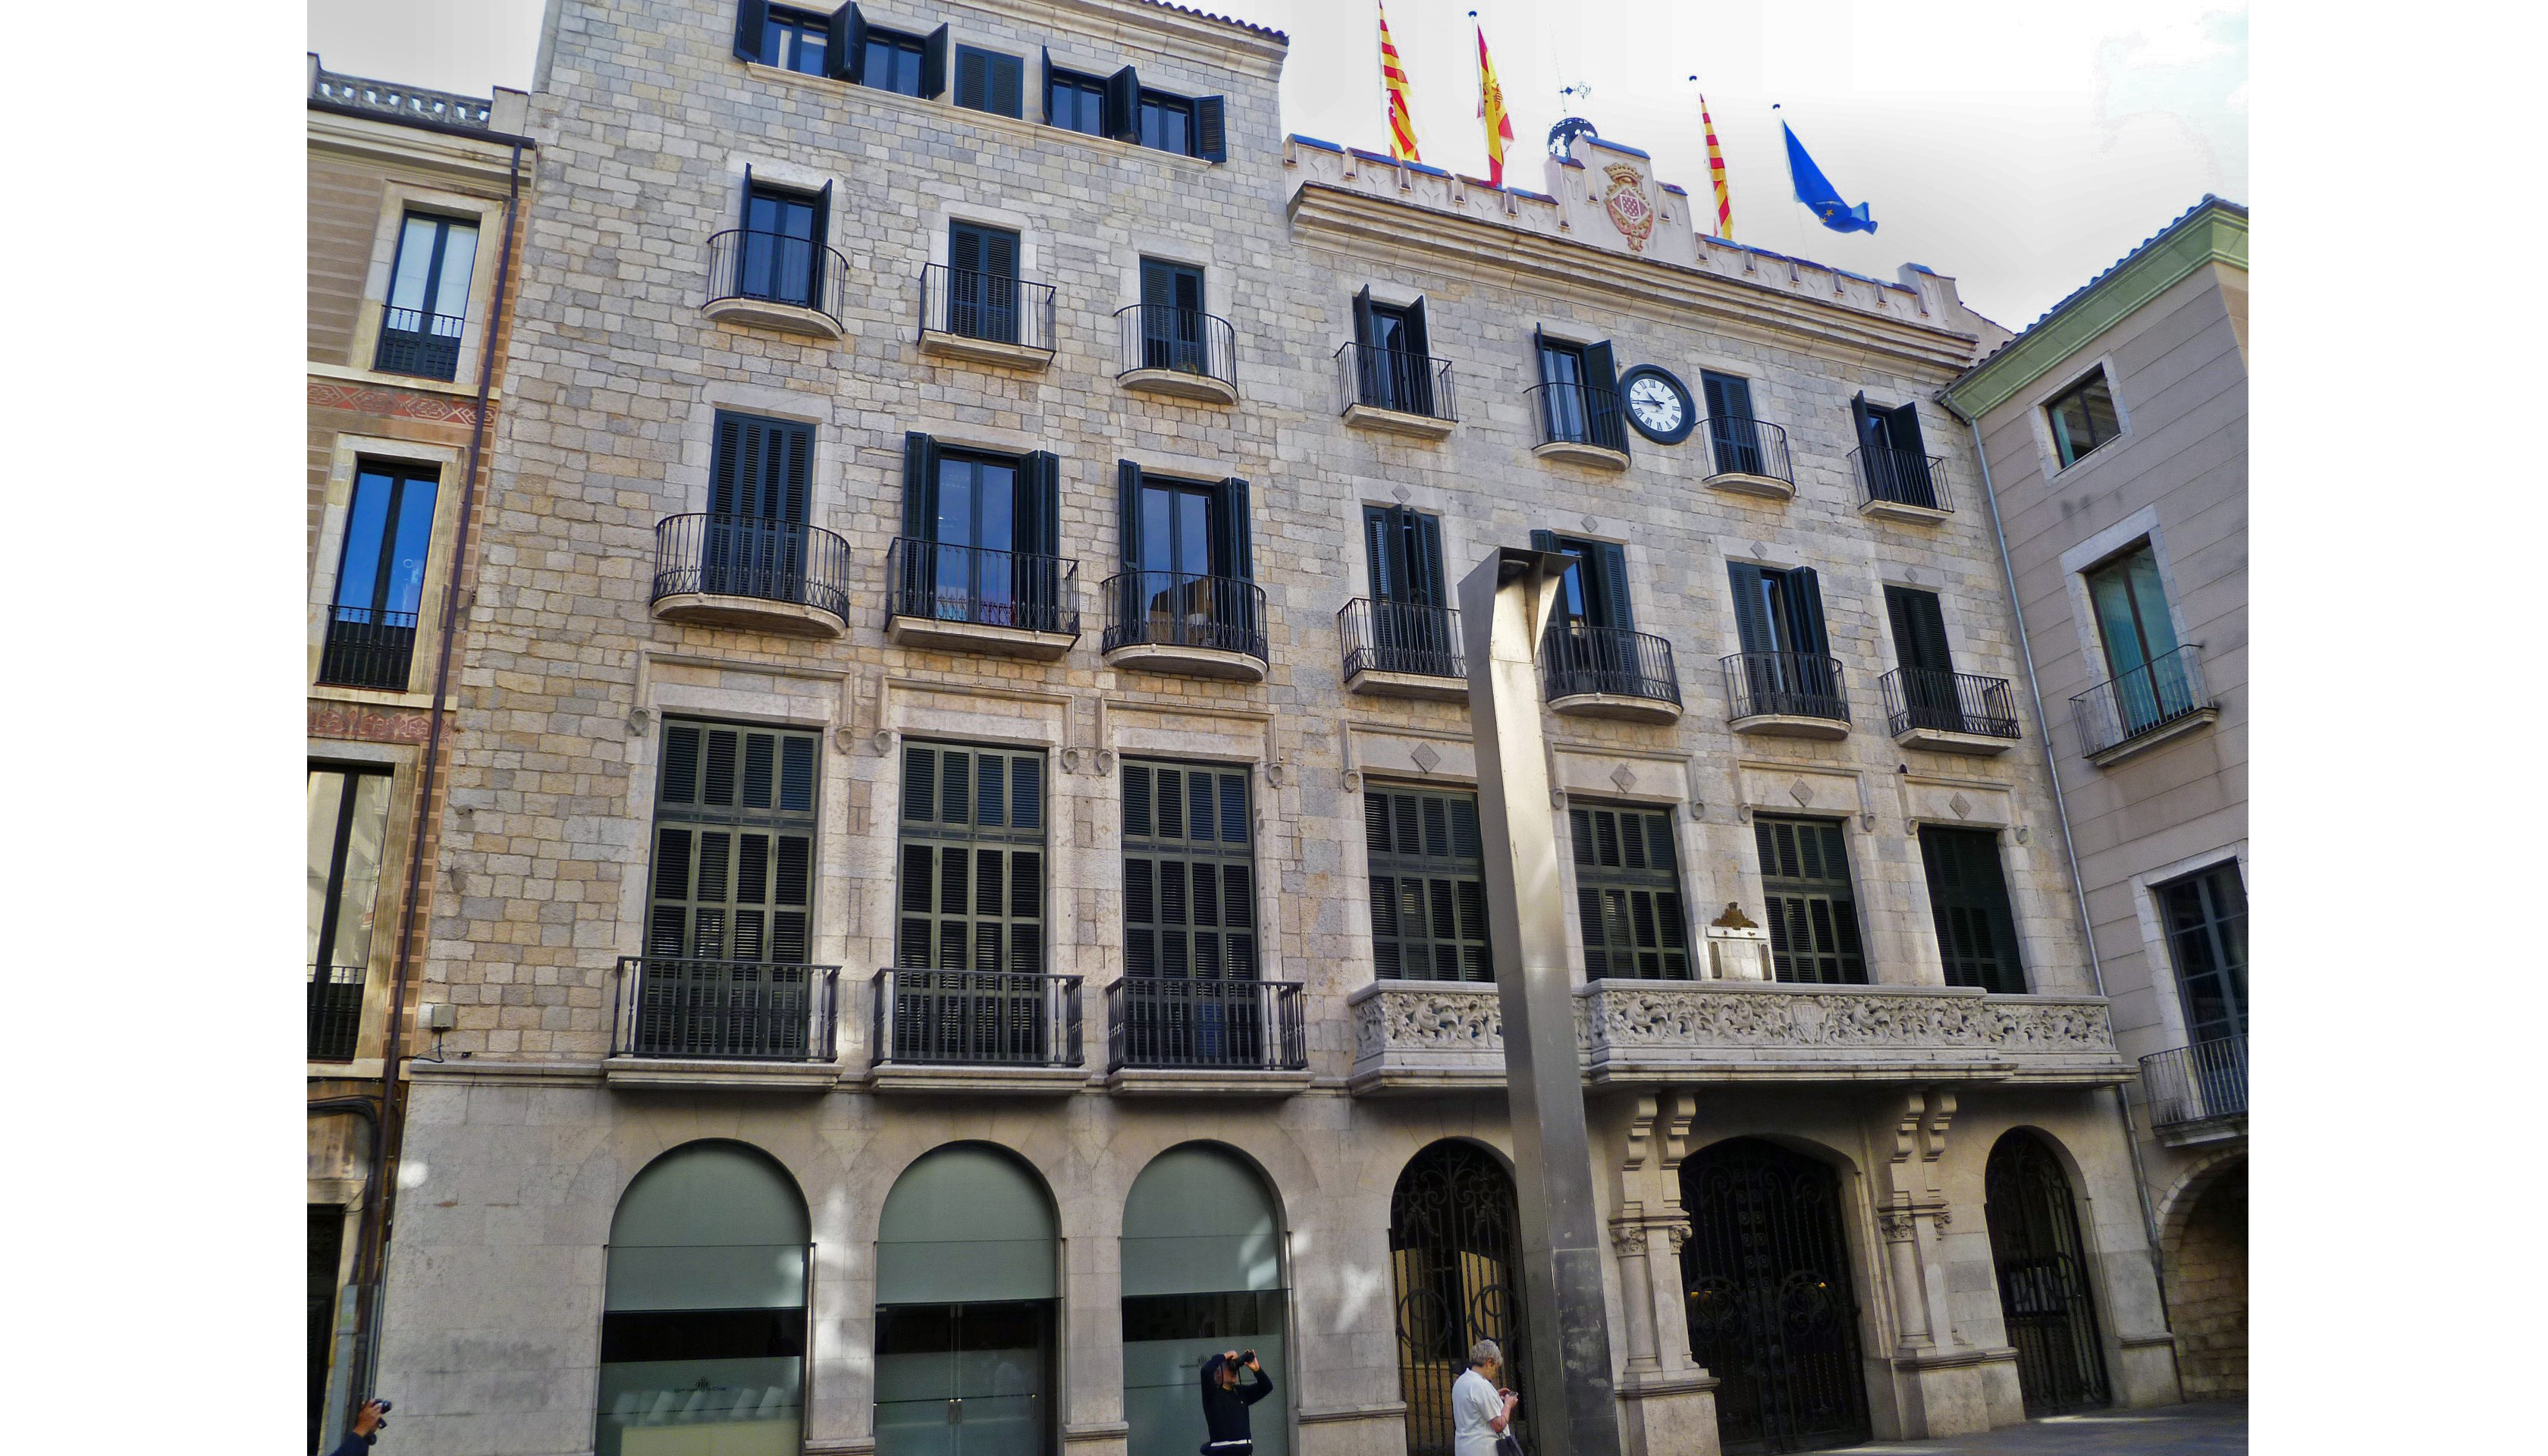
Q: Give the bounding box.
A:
[1548,79,1598,158]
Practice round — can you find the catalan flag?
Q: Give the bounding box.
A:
[1693,80,1732,238]
[1474,13,1514,187]
[1379,2,1420,163]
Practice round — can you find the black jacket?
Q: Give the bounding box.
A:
[325,1433,375,1456]
[1198,1353,1274,1452]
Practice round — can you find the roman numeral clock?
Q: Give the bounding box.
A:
[1618,363,1697,445]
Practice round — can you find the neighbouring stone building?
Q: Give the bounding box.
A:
[1942,197,2250,1401]
[370,3,2196,1454]
[304,54,534,1455]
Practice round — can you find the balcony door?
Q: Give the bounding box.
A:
[308,764,392,1060]
[1884,585,1962,730]
[1727,563,1834,714]
[1851,394,1937,507]
[1535,532,1636,692]
[2084,542,2189,735]
[321,462,438,689]
[740,174,828,307]
[1752,816,1869,984]
[949,221,1021,342]
[1138,258,1207,371]
[705,412,813,603]
[377,212,476,378]
[933,452,1016,623]
[1700,371,1764,476]
[1352,287,1433,416]
[1363,505,1448,674]
[2157,861,2247,1044]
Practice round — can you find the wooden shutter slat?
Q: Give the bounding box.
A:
[919,24,949,99]
[1194,95,1227,162]
[734,0,770,61]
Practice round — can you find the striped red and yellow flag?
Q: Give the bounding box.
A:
[1696,83,1733,239]
[1474,14,1514,187]
[1379,2,1420,163]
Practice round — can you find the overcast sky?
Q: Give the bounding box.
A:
[308,0,2246,328]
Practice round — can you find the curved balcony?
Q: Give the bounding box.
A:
[917,263,1056,369]
[1700,416,1795,500]
[1338,598,1466,701]
[650,513,852,638]
[1116,305,1238,403]
[2073,644,2217,767]
[1102,570,1267,681]
[1527,382,1630,469]
[1542,623,1682,723]
[1722,651,1850,739]
[1880,667,2020,755]
[701,228,848,339]
[1851,444,1953,522]
[1335,343,1458,438]
[885,537,1079,659]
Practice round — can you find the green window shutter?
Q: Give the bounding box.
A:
[647,718,821,968]
[1122,760,1257,981]
[900,431,939,540]
[1582,340,1627,454]
[1194,96,1227,162]
[827,3,864,81]
[896,742,1047,974]
[1363,506,1399,602]
[1116,460,1144,566]
[1595,541,1635,632]
[1363,786,1491,982]
[1567,802,1690,980]
[1884,585,1953,676]
[1219,477,1252,581]
[1753,816,1867,984]
[1789,566,1829,658]
[919,24,949,98]
[1039,47,1053,123]
[1103,65,1141,143]
[1919,826,2023,993]
[1403,297,1431,358]
[1699,371,1751,422]
[734,0,769,61]
[1727,562,1771,654]
[955,46,987,109]
[1018,451,1061,560]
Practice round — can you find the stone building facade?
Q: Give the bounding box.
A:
[1942,198,2250,1401]
[375,3,2186,1454]
[305,55,534,1454]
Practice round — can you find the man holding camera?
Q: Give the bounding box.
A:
[1197,1348,1273,1456]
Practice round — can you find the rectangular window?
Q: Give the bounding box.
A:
[954,45,1024,117]
[864,27,928,96]
[2157,861,2246,1043]
[2047,368,2122,467]
[1569,802,1692,980]
[375,212,478,379]
[896,742,1046,974]
[1047,66,1106,133]
[646,719,821,966]
[1725,562,1840,717]
[1351,287,1435,415]
[897,434,1062,631]
[319,460,439,690]
[761,6,829,74]
[1121,760,1257,981]
[946,221,1021,342]
[1918,825,2024,993]
[1851,394,1940,507]
[1699,370,1768,476]
[1359,504,1451,676]
[738,178,828,308]
[1137,256,1209,372]
[1116,463,1254,654]
[1753,816,1868,984]
[1533,329,1626,452]
[1139,90,1193,155]
[2082,540,2198,737]
[1883,585,1961,730]
[1365,786,1491,981]
[308,764,393,1059]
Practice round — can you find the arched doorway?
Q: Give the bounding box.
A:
[1121,1145,1288,1456]
[1679,1138,1870,1454]
[876,1144,1059,1456]
[2161,1157,2245,1399]
[1389,1140,1530,1456]
[1982,1131,2110,1414]
[596,1141,810,1456]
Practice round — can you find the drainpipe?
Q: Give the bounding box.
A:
[345,133,528,1433]
[1940,396,2172,1314]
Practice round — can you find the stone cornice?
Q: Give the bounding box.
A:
[1286,182,1985,376]
[1944,202,2247,419]
[307,106,532,193]
[1024,0,1290,70]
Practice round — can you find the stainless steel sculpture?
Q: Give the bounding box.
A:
[1459,547,1623,1456]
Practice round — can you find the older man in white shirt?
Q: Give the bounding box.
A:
[1450,1338,1520,1456]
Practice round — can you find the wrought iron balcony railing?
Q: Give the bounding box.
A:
[374,306,464,380]
[919,263,1056,352]
[613,957,840,1061]
[1543,622,1680,705]
[705,228,849,324]
[1526,381,1629,453]
[2071,644,2214,758]
[318,606,419,691]
[886,538,1078,635]
[2140,1033,2247,1128]
[1880,667,2020,739]
[1701,416,1793,485]
[651,513,854,621]
[1102,570,1267,661]
[1338,598,1464,681]
[308,962,366,1062]
[1116,304,1236,384]
[1335,342,1458,422]
[873,968,1084,1068]
[1722,651,1850,723]
[1106,977,1307,1073]
[1851,444,1953,513]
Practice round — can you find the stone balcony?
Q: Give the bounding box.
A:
[1348,979,2125,1094]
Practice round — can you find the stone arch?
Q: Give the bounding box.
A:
[1389,1138,1530,1456]
[2153,1150,2247,1400]
[1982,1129,2111,1414]
[1122,1143,1293,1456]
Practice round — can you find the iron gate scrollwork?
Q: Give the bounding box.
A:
[1680,1139,1872,1454]
[1984,1132,2110,1414]
[1389,1141,1531,1456]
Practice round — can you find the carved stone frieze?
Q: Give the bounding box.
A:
[1578,986,2116,1056]
[1351,987,1505,1058]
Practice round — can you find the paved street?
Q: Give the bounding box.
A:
[1853,1400,2247,1456]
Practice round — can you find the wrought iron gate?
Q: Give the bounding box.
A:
[1390,1141,1531,1456]
[1680,1140,1872,1454]
[1984,1133,2110,1414]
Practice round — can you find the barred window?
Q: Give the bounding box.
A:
[1753,815,1868,984]
[1364,786,1490,982]
[895,742,1046,975]
[1121,760,1257,981]
[1569,802,1692,980]
[648,719,821,965]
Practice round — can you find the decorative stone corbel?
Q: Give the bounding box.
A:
[1608,1219,1652,1257]
[833,725,860,755]
[870,728,898,756]
[625,706,651,738]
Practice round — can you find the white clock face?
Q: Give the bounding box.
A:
[1628,376,1684,432]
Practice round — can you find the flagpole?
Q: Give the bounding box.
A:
[1773,102,1806,262]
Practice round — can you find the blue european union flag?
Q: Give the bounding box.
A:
[1783,121,1876,234]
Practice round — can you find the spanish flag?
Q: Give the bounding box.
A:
[1693,80,1732,238]
[1474,13,1514,187]
[1379,2,1420,163]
